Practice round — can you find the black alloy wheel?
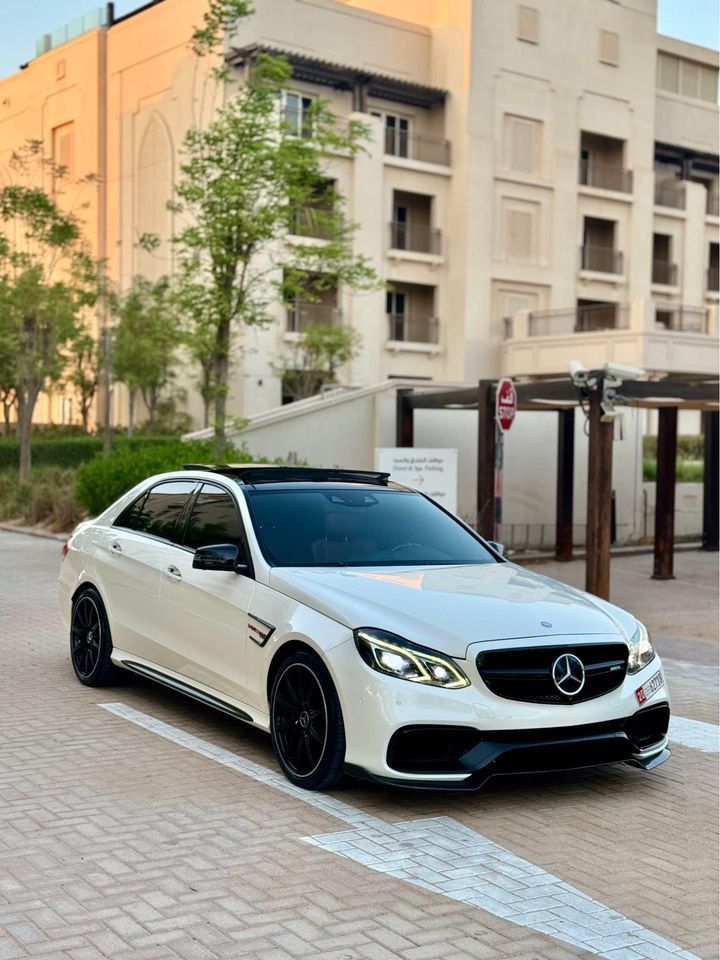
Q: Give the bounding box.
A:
[70,587,123,687]
[270,651,345,790]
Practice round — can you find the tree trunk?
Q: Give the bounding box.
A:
[2,401,10,438]
[81,398,90,433]
[213,317,231,460]
[17,391,37,482]
[128,389,136,438]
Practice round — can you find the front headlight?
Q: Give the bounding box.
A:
[627,621,655,674]
[354,627,471,689]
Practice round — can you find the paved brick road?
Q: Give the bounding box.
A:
[0,532,717,959]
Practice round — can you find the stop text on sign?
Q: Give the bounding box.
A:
[496,378,517,432]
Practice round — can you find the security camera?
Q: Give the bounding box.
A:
[602,362,646,382]
[569,359,588,384]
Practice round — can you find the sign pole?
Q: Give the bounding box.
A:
[494,378,516,545]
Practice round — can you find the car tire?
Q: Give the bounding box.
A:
[270,650,345,790]
[70,586,124,687]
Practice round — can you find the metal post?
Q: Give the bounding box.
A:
[702,410,719,551]
[585,387,613,600]
[396,389,414,447]
[652,407,678,579]
[555,408,574,561]
[477,380,496,538]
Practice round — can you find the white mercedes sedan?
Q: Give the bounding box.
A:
[58,466,670,790]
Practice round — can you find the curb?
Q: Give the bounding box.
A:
[513,541,704,565]
[0,523,67,543]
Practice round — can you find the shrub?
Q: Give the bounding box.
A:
[75,439,259,515]
[643,458,704,482]
[0,468,84,532]
[643,434,704,461]
[0,436,103,471]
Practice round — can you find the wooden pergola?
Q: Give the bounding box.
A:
[396,377,719,600]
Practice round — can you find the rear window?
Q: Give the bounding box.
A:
[115,480,196,542]
[243,486,496,567]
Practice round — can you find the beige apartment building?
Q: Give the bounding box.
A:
[0,0,717,429]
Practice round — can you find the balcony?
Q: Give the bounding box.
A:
[389,221,442,255]
[286,302,341,333]
[580,245,624,275]
[708,193,720,217]
[289,209,333,241]
[500,299,718,378]
[652,260,678,286]
[387,313,439,344]
[579,159,633,194]
[654,181,685,209]
[383,130,451,167]
[709,267,720,292]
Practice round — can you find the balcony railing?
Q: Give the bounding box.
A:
[387,314,439,344]
[579,159,633,193]
[289,209,333,240]
[383,129,451,166]
[652,260,678,286]
[527,303,630,337]
[389,221,442,255]
[708,267,720,291]
[654,305,708,333]
[654,181,685,209]
[580,245,624,275]
[707,193,720,217]
[286,302,341,333]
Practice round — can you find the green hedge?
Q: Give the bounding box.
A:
[643,434,704,461]
[75,439,258,516]
[643,458,704,482]
[0,435,205,472]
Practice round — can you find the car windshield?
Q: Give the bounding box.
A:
[243,485,498,567]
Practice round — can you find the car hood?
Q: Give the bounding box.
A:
[268,562,637,657]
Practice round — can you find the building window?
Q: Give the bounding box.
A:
[517,5,539,44]
[503,115,541,174]
[599,30,620,66]
[371,111,412,158]
[284,92,314,138]
[657,52,718,102]
[52,122,74,180]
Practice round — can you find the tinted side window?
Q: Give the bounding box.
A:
[114,491,148,531]
[184,484,246,551]
[120,481,196,541]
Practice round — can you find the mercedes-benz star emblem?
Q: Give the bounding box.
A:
[551,653,585,696]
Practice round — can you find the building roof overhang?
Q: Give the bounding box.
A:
[228,43,447,109]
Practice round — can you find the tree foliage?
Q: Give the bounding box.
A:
[112,275,182,435]
[0,142,102,477]
[277,323,361,402]
[173,49,377,455]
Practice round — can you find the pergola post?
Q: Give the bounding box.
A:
[585,388,613,600]
[396,389,414,447]
[555,408,574,561]
[476,380,496,538]
[702,410,719,551]
[652,407,678,579]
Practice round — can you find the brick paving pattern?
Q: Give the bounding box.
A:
[0,532,717,959]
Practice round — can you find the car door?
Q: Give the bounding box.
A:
[94,479,198,663]
[156,481,255,702]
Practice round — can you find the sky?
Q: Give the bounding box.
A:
[0,0,717,80]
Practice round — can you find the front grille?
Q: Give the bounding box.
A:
[476,643,628,704]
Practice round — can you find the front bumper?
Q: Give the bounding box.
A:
[326,637,671,790]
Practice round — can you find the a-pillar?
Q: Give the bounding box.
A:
[585,388,613,599]
[652,407,678,579]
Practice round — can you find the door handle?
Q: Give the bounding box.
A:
[110,541,123,555]
[165,564,182,581]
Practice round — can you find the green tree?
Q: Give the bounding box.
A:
[0,142,101,478]
[276,323,361,403]
[0,320,18,437]
[67,330,102,432]
[173,4,377,456]
[113,275,181,435]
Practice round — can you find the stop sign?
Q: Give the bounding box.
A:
[495,378,516,432]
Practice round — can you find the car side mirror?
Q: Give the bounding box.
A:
[487,540,505,557]
[193,543,248,574]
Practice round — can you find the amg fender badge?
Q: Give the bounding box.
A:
[248,614,275,647]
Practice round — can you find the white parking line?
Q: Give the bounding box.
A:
[668,716,719,753]
[99,702,700,960]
